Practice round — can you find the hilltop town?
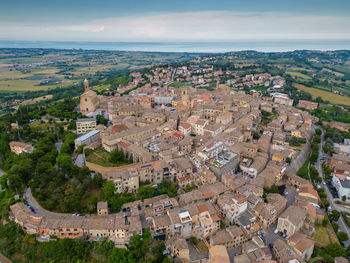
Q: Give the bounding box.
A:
[2,52,350,263]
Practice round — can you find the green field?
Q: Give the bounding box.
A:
[294,83,350,106]
[86,147,115,167]
[169,82,186,88]
[322,68,344,77]
[286,71,312,80]
[0,80,71,92]
[93,84,111,92]
[311,223,338,245]
[289,67,314,72]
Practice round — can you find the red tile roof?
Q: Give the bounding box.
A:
[173,131,183,138]
[197,203,208,213]
[117,141,129,148]
[112,124,128,133]
[202,189,215,199]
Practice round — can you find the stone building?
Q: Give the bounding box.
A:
[80,79,100,114]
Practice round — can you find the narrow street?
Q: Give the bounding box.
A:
[23,187,71,219]
[317,127,350,246]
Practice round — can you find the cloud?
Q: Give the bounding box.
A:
[64,25,105,33]
[1,11,350,41]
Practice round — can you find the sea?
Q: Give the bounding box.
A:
[0,40,349,53]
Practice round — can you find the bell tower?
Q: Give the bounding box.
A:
[84,79,90,92]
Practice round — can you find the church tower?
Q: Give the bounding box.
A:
[182,88,190,108]
[84,78,90,92]
[80,78,99,115]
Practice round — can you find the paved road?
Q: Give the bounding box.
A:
[285,186,298,206]
[23,187,72,219]
[170,68,176,83]
[0,253,11,263]
[317,128,350,247]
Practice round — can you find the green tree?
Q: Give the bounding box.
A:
[109,150,129,164]
[322,218,329,227]
[56,153,72,168]
[324,242,346,257]
[309,166,319,180]
[102,180,116,200]
[338,231,349,242]
[323,254,334,263]
[329,210,340,222]
[96,115,108,125]
[75,144,86,153]
[332,222,339,232]
[310,150,319,163]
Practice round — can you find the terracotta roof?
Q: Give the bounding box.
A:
[117,141,129,148]
[197,203,208,213]
[180,123,191,129]
[233,194,248,204]
[173,131,183,138]
[178,175,191,182]
[112,124,128,133]
[202,189,215,199]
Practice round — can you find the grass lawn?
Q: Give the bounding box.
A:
[312,223,339,245]
[312,225,331,245]
[195,240,208,254]
[293,83,350,106]
[326,222,339,244]
[85,147,131,167]
[169,82,186,89]
[86,147,115,167]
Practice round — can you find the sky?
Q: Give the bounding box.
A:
[1,0,350,42]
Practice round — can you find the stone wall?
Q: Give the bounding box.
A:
[289,142,311,174]
[85,160,137,176]
[288,126,315,174]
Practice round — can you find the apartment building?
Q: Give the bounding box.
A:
[76,118,97,134]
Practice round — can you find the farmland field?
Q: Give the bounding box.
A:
[321,68,344,77]
[0,79,71,92]
[293,83,350,106]
[289,67,314,72]
[286,71,312,80]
